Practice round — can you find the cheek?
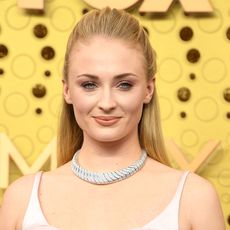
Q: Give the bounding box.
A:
[73,99,88,113]
[70,90,95,114]
[122,99,143,113]
[71,94,95,129]
[118,91,145,114]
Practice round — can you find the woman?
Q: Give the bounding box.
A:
[0,7,225,230]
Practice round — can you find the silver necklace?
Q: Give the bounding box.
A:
[71,150,147,185]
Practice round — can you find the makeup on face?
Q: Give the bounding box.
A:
[64,36,153,143]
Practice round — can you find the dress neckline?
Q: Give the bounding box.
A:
[37,170,190,230]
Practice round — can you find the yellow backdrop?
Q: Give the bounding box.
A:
[0,0,229,227]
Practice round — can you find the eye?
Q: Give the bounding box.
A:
[117,81,133,90]
[81,81,97,90]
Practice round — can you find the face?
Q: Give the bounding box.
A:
[63,36,154,143]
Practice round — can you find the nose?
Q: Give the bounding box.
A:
[97,87,116,112]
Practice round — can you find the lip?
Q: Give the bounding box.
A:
[93,116,121,126]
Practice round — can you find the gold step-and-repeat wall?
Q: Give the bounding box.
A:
[0,0,230,227]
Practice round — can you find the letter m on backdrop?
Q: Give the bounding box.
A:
[0,133,57,189]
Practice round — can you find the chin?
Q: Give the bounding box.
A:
[87,130,128,143]
[92,134,123,143]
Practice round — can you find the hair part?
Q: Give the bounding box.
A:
[58,7,170,166]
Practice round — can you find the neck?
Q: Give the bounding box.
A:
[78,131,142,172]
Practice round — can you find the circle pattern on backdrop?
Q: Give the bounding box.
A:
[41,46,55,60]
[0,124,9,135]
[44,70,51,77]
[82,8,89,15]
[202,58,227,83]
[11,54,36,79]
[181,129,199,147]
[5,4,31,30]
[33,24,48,38]
[179,26,193,41]
[158,96,173,120]
[221,193,230,203]
[226,132,230,145]
[226,112,230,119]
[189,73,196,80]
[37,126,54,144]
[159,58,182,83]
[0,44,8,58]
[49,94,62,117]
[50,6,76,32]
[58,58,64,76]
[177,87,191,102]
[35,108,43,114]
[194,97,219,121]
[13,135,34,158]
[4,93,29,117]
[226,27,230,40]
[180,111,187,118]
[32,84,47,98]
[223,88,230,102]
[197,9,223,33]
[186,48,200,63]
[0,0,229,218]
[218,170,230,187]
[151,12,176,33]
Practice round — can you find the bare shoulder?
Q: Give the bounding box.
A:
[145,159,225,229]
[183,172,226,229]
[144,157,184,177]
[41,162,72,181]
[185,171,218,192]
[0,173,36,229]
[185,172,222,206]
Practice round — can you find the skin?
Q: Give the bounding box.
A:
[63,36,154,171]
[0,36,226,230]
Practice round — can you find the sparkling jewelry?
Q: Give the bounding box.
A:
[71,149,147,185]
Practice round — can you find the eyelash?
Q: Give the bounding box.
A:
[81,81,97,90]
[117,81,133,90]
[80,81,133,91]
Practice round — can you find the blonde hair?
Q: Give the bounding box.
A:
[57,7,170,166]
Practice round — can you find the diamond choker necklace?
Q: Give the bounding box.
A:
[71,150,147,185]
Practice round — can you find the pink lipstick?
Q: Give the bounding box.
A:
[93,116,120,126]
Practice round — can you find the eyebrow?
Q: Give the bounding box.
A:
[76,73,139,80]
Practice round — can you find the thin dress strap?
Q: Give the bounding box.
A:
[22,171,49,229]
[138,170,191,230]
[167,170,190,228]
[173,170,190,202]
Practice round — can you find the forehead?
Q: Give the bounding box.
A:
[71,35,143,54]
[68,36,146,75]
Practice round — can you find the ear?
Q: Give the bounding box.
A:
[143,78,155,104]
[62,79,72,104]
